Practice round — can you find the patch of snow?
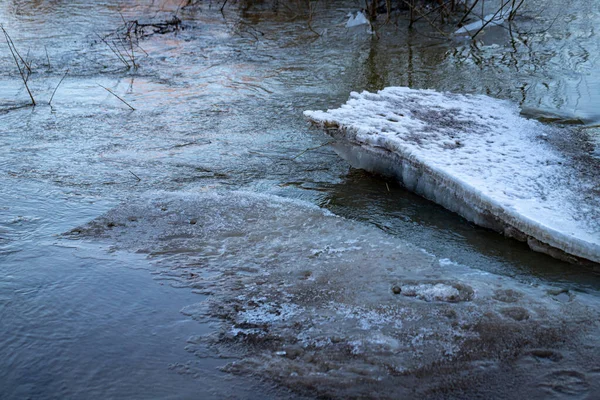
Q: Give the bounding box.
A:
[330,303,404,330]
[237,302,302,325]
[402,283,460,302]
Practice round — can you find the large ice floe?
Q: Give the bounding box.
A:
[69,190,600,399]
[304,87,600,264]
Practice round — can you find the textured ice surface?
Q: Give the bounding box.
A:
[304,87,600,264]
[69,190,600,399]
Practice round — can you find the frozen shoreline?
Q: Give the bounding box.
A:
[305,87,600,264]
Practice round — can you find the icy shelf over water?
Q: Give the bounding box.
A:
[304,87,600,264]
[69,190,600,399]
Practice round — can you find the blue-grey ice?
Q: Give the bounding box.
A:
[70,190,600,398]
[304,87,600,264]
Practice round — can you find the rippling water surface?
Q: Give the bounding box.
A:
[1,0,599,398]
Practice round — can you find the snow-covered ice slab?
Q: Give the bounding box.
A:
[305,87,600,264]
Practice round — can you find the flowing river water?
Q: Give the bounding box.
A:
[1,1,599,398]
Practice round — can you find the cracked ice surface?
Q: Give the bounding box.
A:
[68,190,600,398]
[304,87,600,264]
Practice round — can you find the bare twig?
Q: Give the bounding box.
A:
[95,33,131,69]
[385,0,392,23]
[470,0,513,39]
[306,0,321,37]
[44,45,51,69]
[48,69,69,105]
[220,0,229,12]
[413,1,456,24]
[98,84,135,110]
[401,0,449,37]
[129,170,141,181]
[118,11,137,69]
[2,29,32,75]
[509,0,526,20]
[2,26,35,106]
[133,41,149,56]
[457,0,480,27]
[24,48,32,83]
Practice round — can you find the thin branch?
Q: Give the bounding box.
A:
[98,84,135,110]
[412,0,455,24]
[306,0,322,37]
[24,48,32,83]
[48,69,69,105]
[129,170,141,181]
[133,41,149,56]
[2,26,35,106]
[95,33,131,69]
[220,0,229,12]
[385,0,391,23]
[2,28,32,74]
[112,39,132,67]
[119,11,137,69]
[470,0,513,39]
[401,0,449,37]
[45,45,51,69]
[458,0,480,27]
[509,0,526,20]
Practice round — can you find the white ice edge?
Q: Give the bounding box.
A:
[304,87,600,264]
[346,11,370,28]
[454,7,512,35]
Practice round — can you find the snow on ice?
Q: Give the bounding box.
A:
[304,87,600,264]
